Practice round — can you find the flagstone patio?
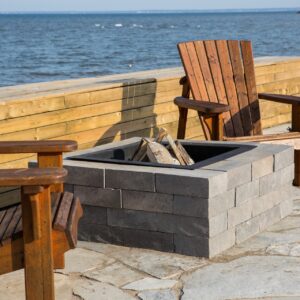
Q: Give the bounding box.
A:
[1,188,300,300]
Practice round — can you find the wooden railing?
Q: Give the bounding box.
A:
[0,57,299,170]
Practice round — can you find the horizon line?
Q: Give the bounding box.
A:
[1,7,300,14]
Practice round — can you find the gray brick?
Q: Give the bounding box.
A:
[279,199,293,218]
[274,146,294,171]
[252,193,275,217]
[208,189,235,218]
[108,209,173,233]
[123,190,173,213]
[173,195,208,218]
[174,234,209,257]
[105,169,155,192]
[259,164,294,196]
[64,165,104,187]
[80,205,107,225]
[203,160,251,189]
[225,147,271,163]
[107,209,208,237]
[209,212,227,237]
[78,223,123,245]
[252,155,274,179]
[121,228,174,252]
[258,205,281,231]
[235,180,259,206]
[156,170,227,198]
[252,185,296,217]
[228,200,252,228]
[64,184,74,193]
[209,228,235,258]
[74,186,121,208]
[235,217,260,244]
[280,164,295,185]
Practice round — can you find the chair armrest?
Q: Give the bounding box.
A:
[174,97,230,114]
[0,168,67,186]
[258,93,300,105]
[0,140,77,154]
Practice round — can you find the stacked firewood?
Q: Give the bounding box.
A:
[131,128,194,166]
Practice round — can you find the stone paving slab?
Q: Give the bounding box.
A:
[1,195,300,300]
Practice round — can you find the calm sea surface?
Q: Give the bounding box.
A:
[0,12,300,87]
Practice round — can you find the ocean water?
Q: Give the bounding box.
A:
[0,12,299,87]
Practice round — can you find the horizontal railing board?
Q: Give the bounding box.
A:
[0,57,299,168]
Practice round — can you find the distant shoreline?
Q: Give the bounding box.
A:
[1,8,300,15]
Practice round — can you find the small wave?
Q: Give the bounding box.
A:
[197,25,201,28]
[170,25,176,28]
[95,24,100,27]
[132,24,143,28]
[115,23,123,27]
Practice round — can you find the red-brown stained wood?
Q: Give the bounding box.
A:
[0,168,67,186]
[38,153,64,192]
[178,43,202,100]
[0,140,77,154]
[184,42,209,100]
[0,210,6,225]
[51,192,62,223]
[241,41,262,135]
[66,197,83,249]
[204,40,233,136]
[0,206,17,242]
[215,40,244,137]
[258,93,300,105]
[177,107,188,139]
[53,192,73,231]
[227,40,253,136]
[174,97,230,113]
[1,205,21,244]
[194,41,218,102]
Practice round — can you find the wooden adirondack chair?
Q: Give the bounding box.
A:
[175,40,300,184]
[0,141,83,300]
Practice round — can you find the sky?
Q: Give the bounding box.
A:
[0,0,299,12]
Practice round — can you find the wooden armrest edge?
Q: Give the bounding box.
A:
[0,168,67,186]
[174,97,230,114]
[0,140,78,154]
[258,93,300,105]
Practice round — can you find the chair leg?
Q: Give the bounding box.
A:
[22,186,55,300]
[294,149,300,186]
[177,107,188,139]
[201,114,224,141]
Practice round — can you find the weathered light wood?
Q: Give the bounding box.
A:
[175,141,194,165]
[0,57,299,170]
[165,134,186,165]
[147,142,178,164]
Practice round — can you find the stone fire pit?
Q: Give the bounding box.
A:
[63,138,294,258]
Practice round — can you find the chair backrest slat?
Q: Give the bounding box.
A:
[204,40,235,136]
[0,206,16,242]
[240,41,262,135]
[194,41,218,102]
[215,40,244,136]
[177,39,262,137]
[227,40,254,136]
